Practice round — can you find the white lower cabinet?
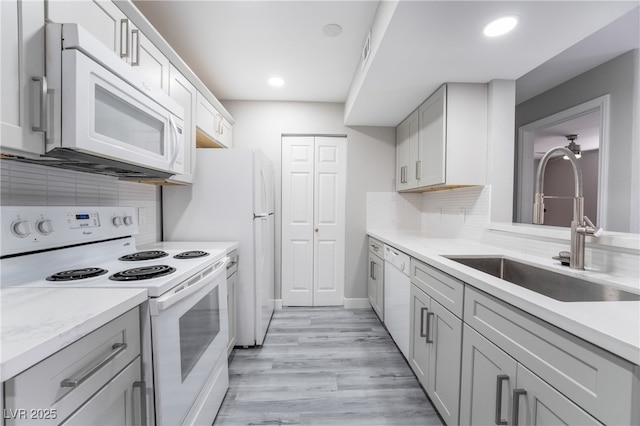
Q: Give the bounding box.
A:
[460,324,517,425]
[3,308,144,425]
[460,324,601,426]
[367,237,384,320]
[461,286,639,426]
[409,283,462,426]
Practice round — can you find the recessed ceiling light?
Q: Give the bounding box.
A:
[323,23,343,37]
[483,15,518,37]
[268,77,285,87]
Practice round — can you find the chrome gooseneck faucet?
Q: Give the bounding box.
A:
[533,147,602,270]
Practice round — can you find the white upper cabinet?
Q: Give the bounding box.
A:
[395,109,419,191]
[1,0,46,156]
[46,0,127,56]
[196,91,233,148]
[166,64,196,184]
[396,83,488,192]
[46,0,170,93]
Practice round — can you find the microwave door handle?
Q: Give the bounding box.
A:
[169,116,180,166]
[155,257,228,313]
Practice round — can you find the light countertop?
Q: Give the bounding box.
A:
[1,287,147,381]
[368,229,640,366]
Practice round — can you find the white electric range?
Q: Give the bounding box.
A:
[0,206,230,425]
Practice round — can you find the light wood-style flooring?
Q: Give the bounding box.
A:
[214,307,443,425]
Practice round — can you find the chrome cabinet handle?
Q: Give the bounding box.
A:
[133,381,147,426]
[370,261,375,280]
[120,19,130,59]
[512,389,527,426]
[400,166,407,183]
[131,29,140,66]
[426,311,434,343]
[419,307,428,338]
[495,375,509,425]
[31,76,47,132]
[416,160,422,180]
[60,343,128,388]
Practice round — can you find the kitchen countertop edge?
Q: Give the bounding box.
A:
[1,288,148,382]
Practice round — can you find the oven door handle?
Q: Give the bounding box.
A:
[153,257,229,314]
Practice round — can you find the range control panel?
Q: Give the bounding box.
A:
[1,206,138,257]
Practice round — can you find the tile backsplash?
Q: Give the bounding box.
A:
[367,185,639,281]
[0,160,160,245]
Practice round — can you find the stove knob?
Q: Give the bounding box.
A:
[123,215,134,226]
[112,216,123,227]
[36,219,54,235]
[11,220,32,238]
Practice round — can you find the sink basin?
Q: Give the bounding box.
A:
[445,256,640,302]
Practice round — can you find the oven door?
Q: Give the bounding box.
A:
[60,48,184,175]
[149,257,228,425]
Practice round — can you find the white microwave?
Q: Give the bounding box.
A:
[44,23,184,179]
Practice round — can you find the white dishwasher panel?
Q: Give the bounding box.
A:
[383,245,411,359]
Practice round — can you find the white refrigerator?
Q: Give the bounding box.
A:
[162,149,275,346]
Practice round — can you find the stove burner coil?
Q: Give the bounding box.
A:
[46,267,108,281]
[173,250,210,259]
[119,250,169,261]
[109,265,176,281]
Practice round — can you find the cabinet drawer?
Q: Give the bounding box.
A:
[464,287,638,426]
[5,308,141,425]
[368,237,384,259]
[410,258,464,318]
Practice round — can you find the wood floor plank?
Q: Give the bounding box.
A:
[214,307,443,426]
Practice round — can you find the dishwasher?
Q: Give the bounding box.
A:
[383,245,411,359]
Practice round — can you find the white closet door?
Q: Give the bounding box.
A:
[313,136,346,306]
[281,137,315,306]
[281,136,346,306]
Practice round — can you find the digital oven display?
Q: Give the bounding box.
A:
[68,212,100,229]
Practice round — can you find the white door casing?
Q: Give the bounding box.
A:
[281,136,346,306]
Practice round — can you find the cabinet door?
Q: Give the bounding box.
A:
[196,91,218,141]
[514,365,603,426]
[61,360,143,426]
[218,116,233,148]
[427,299,462,426]
[408,283,431,386]
[1,0,46,155]
[130,28,170,93]
[166,64,196,184]
[418,84,446,187]
[367,253,384,320]
[460,324,518,426]
[395,109,419,191]
[46,0,127,57]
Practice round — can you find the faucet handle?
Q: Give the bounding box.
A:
[582,215,603,237]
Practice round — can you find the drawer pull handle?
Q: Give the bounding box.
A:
[419,307,428,338]
[426,311,434,343]
[60,343,127,388]
[512,388,527,426]
[495,374,509,425]
[133,381,147,426]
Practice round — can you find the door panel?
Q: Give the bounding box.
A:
[282,136,345,306]
[282,137,314,306]
[313,137,345,306]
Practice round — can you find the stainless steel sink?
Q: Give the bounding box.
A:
[445,256,640,302]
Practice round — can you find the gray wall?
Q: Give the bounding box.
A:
[221,100,396,302]
[516,49,639,232]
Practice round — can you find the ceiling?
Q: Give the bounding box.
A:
[133,1,639,127]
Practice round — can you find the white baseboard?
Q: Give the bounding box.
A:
[276,298,371,309]
[343,298,371,309]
